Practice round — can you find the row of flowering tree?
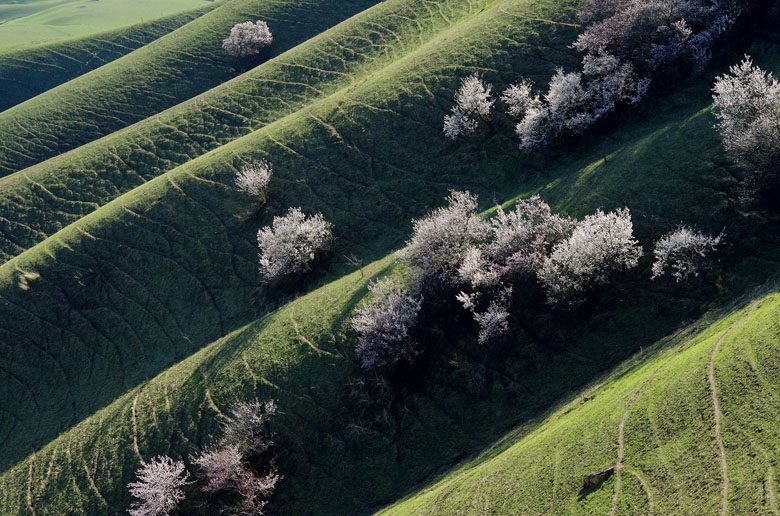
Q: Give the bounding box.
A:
[128,399,278,516]
[444,0,763,148]
[353,191,722,370]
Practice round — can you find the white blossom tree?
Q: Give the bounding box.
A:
[473,298,510,344]
[443,73,495,139]
[221,399,277,455]
[501,79,542,119]
[651,225,723,281]
[486,196,575,279]
[538,207,642,304]
[352,278,422,369]
[223,21,273,57]
[512,59,647,150]
[192,399,279,515]
[235,160,272,200]
[573,0,747,73]
[233,467,280,516]
[712,55,780,172]
[400,190,489,282]
[128,456,192,516]
[192,444,244,494]
[257,208,333,280]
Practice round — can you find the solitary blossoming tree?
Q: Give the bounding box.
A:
[712,56,780,173]
[651,225,723,282]
[257,208,333,280]
[223,20,273,57]
[443,74,495,139]
[128,456,191,516]
[235,160,272,201]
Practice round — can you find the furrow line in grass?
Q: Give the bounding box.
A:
[290,302,338,358]
[74,222,226,337]
[131,390,144,463]
[65,242,154,375]
[81,456,109,510]
[166,173,245,282]
[709,301,761,516]
[609,357,677,516]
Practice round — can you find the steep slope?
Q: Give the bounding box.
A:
[2,31,780,514]
[0,3,216,112]
[0,0,383,176]
[375,291,780,516]
[0,0,501,263]
[0,0,583,470]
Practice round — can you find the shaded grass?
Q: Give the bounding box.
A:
[0,0,584,470]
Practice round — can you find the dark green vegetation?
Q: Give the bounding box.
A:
[0,0,778,514]
[0,4,216,112]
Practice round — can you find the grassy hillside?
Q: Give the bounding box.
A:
[0,0,209,50]
[0,4,216,112]
[0,0,583,469]
[376,290,780,516]
[0,0,519,262]
[0,0,778,513]
[0,0,384,177]
[1,19,779,511]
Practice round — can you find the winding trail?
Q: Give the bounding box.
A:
[610,300,760,516]
[709,301,760,516]
[609,358,673,516]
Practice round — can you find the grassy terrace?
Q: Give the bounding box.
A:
[0,0,385,176]
[0,0,506,262]
[0,3,216,112]
[1,20,779,511]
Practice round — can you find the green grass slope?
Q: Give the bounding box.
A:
[0,0,210,50]
[0,0,583,469]
[375,291,780,516]
[0,22,779,514]
[0,0,516,263]
[0,4,216,112]
[0,0,384,176]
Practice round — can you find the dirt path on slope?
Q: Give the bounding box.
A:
[709,301,760,516]
[609,300,760,516]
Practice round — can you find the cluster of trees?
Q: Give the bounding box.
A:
[444,0,761,148]
[223,21,273,57]
[233,161,334,282]
[352,191,723,369]
[128,399,278,516]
